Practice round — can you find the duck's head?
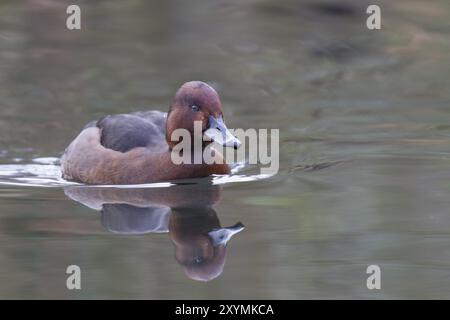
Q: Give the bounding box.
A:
[170,208,244,282]
[166,81,241,150]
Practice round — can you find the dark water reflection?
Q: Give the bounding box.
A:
[1,0,450,298]
[64,185,244,282]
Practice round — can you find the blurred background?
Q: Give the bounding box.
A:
[1,0,450,299]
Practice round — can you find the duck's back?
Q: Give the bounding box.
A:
[94,111,167,153]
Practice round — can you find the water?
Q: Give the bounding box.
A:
[1,0,450,299]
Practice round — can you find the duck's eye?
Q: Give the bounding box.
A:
[191,105,200,112]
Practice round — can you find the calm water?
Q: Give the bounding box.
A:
[1,0,450,299]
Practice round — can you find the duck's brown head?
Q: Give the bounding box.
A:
[169,208,244,282]
[165,81,241,150]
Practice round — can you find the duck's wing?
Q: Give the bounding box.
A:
[96,111,167,153]
[131,110,167,129]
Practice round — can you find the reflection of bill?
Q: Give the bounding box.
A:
[64,184,244,282]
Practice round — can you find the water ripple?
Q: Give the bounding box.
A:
[0,158,273,188]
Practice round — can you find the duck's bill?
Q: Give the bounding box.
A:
[204,116,241,149]
[208,222,245,246]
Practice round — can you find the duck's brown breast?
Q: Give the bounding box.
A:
[61,127,230,185]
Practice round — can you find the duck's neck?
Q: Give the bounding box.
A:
[162,147,231,177]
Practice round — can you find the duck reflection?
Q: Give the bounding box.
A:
[63,184,244,281]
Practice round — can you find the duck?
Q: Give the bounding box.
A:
[61,81,241,184]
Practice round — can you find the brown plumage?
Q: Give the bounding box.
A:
[61,81,238,184]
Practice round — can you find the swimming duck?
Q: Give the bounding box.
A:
[61,81,241,184]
